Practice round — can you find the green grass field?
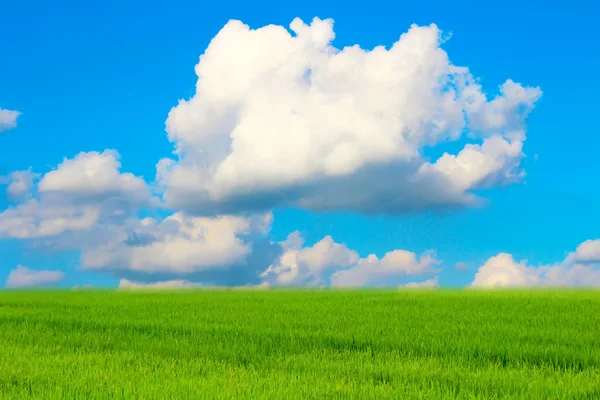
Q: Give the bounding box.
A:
[0,290,598,399]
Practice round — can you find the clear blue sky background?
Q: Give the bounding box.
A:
[1,0,598,287]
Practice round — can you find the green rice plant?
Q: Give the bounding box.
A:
[0,289,598,399]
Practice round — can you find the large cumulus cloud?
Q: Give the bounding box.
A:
[158,17,541,215]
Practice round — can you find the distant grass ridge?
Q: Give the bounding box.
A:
[0,290,598,399]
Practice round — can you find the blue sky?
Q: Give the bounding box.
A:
[1,0,599,289]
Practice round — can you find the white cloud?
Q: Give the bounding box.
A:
[471,247,600,288]
[402,276,439,288]
[37,150,149,203]
[573,239,600,263]
[83,212,270,273]
[117,279,271,289]
[0,150,152,239]
[4,169,40,201]
[158,17,541,215]
[117,279,201,289]
[261,232,359,286]
[82,212,280,286]
[331,249,439,287]
[418,134,525,191]
[0,108,20,132]
[471,253,543,287]
[6,265,64,288]
[71,284,95,290]
[0,199,100,239]
[262,231,438,287]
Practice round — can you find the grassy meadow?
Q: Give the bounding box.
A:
[0,289,598,399]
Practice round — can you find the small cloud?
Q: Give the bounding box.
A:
[82,212,278,287]
[0,150,153,240]
[455,261,471,271]
[330,250,440,287]
[573,239,600,264]
[0,108,20,132]
[71,284,95,290]
[401,276,439,289]
[117,278,202,290]
[6,265,64,288]
[4,169,40,201]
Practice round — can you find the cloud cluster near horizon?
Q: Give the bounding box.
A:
[2,17,598,290]
[471,242,600,288]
